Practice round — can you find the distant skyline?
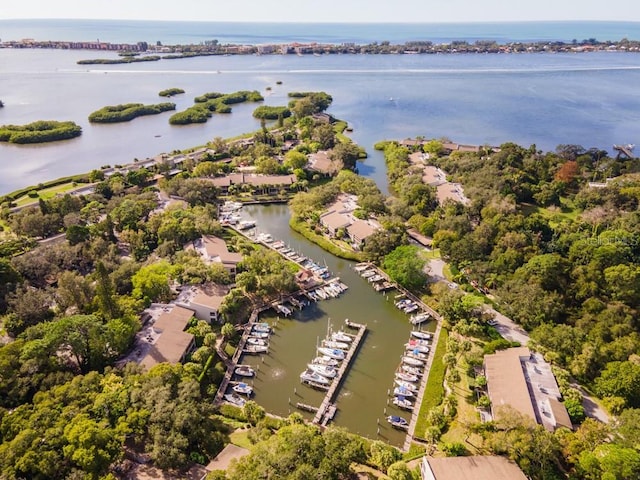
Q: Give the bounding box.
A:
[2,0,640,23]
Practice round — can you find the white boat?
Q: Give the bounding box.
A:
[224,393,246,406]
[247,337,267,346]
[312,355,340,367]
[401,365,423,376]
[275,304,292,316]
[402,356,424,367]
[395,299,411,308]
[315,288,328,300]
[244,344,268,354]
[393,395,414,410]
[307,363,337,378]
[361,270,376,278]
[318,347,346,360]
[395,380,418,391]
[405,343,429,354]
[249,331,269,339]
[395,372,419,383]
[387,415,410,429]
[331,331,352,343]
[406,349,427,360]
[393,386,415,398]
[257,233,273,243]
[233,382,253,395]
[300,369,330,385]
[354,264,370,272]
[238,220,256,230]
[235,365,255,377]
[323,340,349,350]
[404,304,419,313]
[252,323,271,333]
[410,331,432,340]
[221,201,243,212]
[410,313,431,325]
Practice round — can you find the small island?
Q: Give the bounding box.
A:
[88,102,176,123]
[77,55,161,65]
[252,105,291,120]
[158,88,185,97]
[169,90,264,125]
[0,120,82,144]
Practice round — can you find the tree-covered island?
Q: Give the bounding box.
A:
[88,102,176,123]
[169,90,264,125]
[0,120,82,144]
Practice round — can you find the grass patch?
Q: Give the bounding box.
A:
[422,248,441,260]
[224,343,237,357]
[229,429,253,450]
[13,182,84,207]
[442,264,454,281]
[414,328,448,439]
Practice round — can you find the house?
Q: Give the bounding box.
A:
[311,112,335,124]
[484,347,572,431]
[140,305,195,370]
[204,173,297,195]
[421,456,528,480]
[201,235,243,276]
[176,284,229,323]
[346,219,378,247]
[307,150,339,176]
[319,211,351,236]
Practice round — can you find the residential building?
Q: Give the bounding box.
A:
[307,150,339,176]
[319,211,351,236]
[346,219,378,247]
[176,284,229,323]
[140,305,195,370]
[421,456,528,480]
[201,235,243,276]
[484,347,572,431]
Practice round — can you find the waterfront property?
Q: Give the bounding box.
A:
[192,235,243,276]
[139,305,196,370]
[204,173,298,195]
[318,193,381,248]
[175,284,229,323]
[420,455,528,480]
[484,347,572,431]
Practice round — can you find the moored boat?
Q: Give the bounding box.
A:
[401,364,423,376]
[393,386,415,397]
[312,355,340,367]
[224,393,246,406]
[410,330,432,340]
[233,382,253,395]
[235,365,255,377]
[402,356,424,367]
[318,347,346,360]
[247,337,267,346]
[238,220,256,230]
[406,349,427,360]
[393,395,414,410]
[410,313,431,325]
[405,343,429,354]
[395,379,418,391]
[387,415,410,429]
[300,369,331,385]
[331,331,352,343]
[252,322,271,333]
[395,371,419,383]
[244,344,268,354]
[323,340,349,350]
[249,331,269,339]
[307,363,337,378]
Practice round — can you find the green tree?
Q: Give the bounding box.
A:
[383,245,428,290]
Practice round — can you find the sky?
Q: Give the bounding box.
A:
[1,0,640,23]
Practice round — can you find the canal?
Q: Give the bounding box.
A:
[236,203,436,447]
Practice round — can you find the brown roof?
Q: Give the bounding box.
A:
[346,219,378,242]
[422,166,446,186]
[141,306,195,369]
[241,173,296,186]
[407,228,433,247]
[458,144,481,153]
[485,347,537,423]
[190,286,228,310]
[202,235,243,266]
[320,211,351,231]
[308,151,339,174]
[423,456,528,480]
[548,397,573,430]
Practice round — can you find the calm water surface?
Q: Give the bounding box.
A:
[237,204,436,446]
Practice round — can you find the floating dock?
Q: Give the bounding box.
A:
[312,321,367,426]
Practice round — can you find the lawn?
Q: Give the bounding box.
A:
[13,182,82,207]
[421,248,441,260]
[413,328,448,439]
[520,196,580,226]
[229,429,253,450]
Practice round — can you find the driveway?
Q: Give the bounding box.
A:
[427,258,446,282]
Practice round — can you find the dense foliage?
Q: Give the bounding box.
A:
[159,87,185,97]
[88,102,176,123]
[76,56,161,65]
[252,105,291,120]
[169,90,263,125]
[0,120,82,144]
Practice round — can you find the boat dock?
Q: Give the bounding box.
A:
[312,321,367,426]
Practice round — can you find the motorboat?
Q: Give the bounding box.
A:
[224,393,246,407]
[395,299,411,308]
[387,415,410,429]
[393,386,415,398]
[406,349,427,360]
[402,356,424,367]
[410,313,431,325]
[252,323,271,333]
[300,369,330,385]
[221,201,243,212]
[318,347,346,360]
[401,364,423,376]
[331,331,352,343]
[235,365,255,377]
[395,380,418,391]
[238,220,256,230]
[404,304,419,313]
[257,233,273,243]
[405,343,429,354]
[407,338,430,347]
[307,363,337,379]
[354,263,370,272]
[244,344,268,354]
[315,288,328,300]
[393,395,414,410]
[249,331,269,339]
[323,340,349,350]
[410,331,432,340]
[247,337,267,346]
[232,382,253,395]
[361,270,376,278]
[395,372,419,383]
[274,304,292,316]
[312,355,340,367]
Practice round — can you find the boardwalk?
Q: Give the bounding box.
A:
[312,322,367,426]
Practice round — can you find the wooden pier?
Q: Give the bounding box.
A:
[312,322,367,426]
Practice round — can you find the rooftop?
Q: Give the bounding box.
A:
[422,455,528,480]
[201,235,243,266]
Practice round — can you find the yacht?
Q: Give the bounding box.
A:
[395,372,419,383]
[307,363,337,379]
[393,395,414,410]
[393,386,415,398]
[410,331,432,340]
[331,331,352,343]
[318,347,346,360]
[402,356,424,367]
[323,340,349,350]
[300,369,331,385]
[405,343,429,354]
[224,393,246,407]
[387,415,410,429]
[401,364,423,377]
[238,220,256,230]
[394,380,418,391]
[247,337,267,346]
[312,355,340,367]
[232,382,253,395]
[235,365,255,377]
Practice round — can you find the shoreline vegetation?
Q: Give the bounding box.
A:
[3,37,640,62]
[88,102,176,123]
[0,120,82,144]
[169,90,264,125]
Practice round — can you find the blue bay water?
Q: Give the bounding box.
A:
[1,20,640,194]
